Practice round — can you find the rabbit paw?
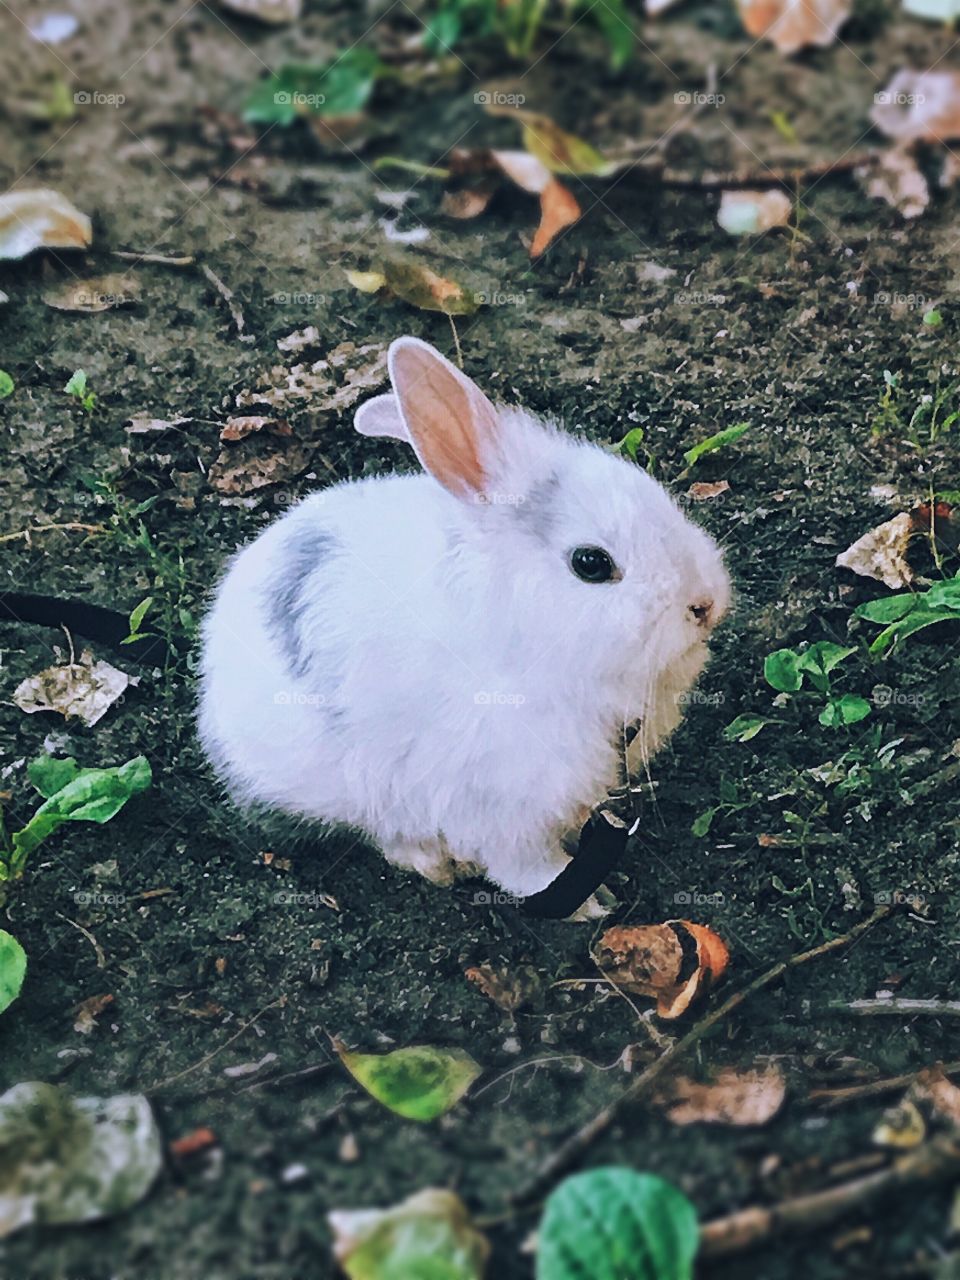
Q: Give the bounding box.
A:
[566,893,612,922]
[383,839,455,886]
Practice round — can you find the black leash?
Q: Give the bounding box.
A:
[0,592,174,665]
[519,808,634,919]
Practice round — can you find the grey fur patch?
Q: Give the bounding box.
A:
[263,525,337,677]
[514,471,560,542]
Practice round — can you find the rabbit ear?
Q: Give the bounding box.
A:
[388,336,500,500]
[354,394,409,442]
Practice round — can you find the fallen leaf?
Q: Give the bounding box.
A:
[441,184,498,219]
[688,480,731,501]
[873,1097,926,1149]
[736,0,852,53]
[0,1081,162,1238]
[222,1053,278,1079]
[208,436,310,494]
[595,920,730,1019]
[329,1188,489,1280]
[219,415,291,442]
[465,963,540,1013]
[337,1042,481,1121]
[124,413,193,434]
[347,260,479,315]
[277,325,320,354]
[220,0,301,21]
[0,188,92,260]
[658,1064,786,1126]
[861,147,930,220]
[532,179,582,257]
[169,1127,218,1158]
[914,1066,960,1129]
[42,273,140,313]
[871,71,960,143]
[235,340,387,412]
[835,513,915,589]
[488,107,615,177]
[13,651,138,727]
[73,993,113,1036]
[717,189,792,235]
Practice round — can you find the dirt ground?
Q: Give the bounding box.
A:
[1,1,960,1277]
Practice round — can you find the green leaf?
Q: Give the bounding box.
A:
[764,648,803,693]
[12,755,152,871]
[796,642,856,677]
[127,596,153,636]
[611,427,645,462]
[0,370,13,399]
[27,755,81,798]
[819,695,872,727]
[691,807,717,837]
[339,1044,481,1121]
[723,714,767,742]
[0,1081,162,1235]
[64,369,87,398]
[330,1188,489,1280]
[855,594,917,624]
[536,1167,699,1280]
[923,308,942,327]
[586,0,634,68]
[244,49,383,125]
[0,930,26,1015]
[683,422,749,467]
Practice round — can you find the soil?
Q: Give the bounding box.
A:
[1,1,959,1278]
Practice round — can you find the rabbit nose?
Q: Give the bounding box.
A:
[689,599,714,629]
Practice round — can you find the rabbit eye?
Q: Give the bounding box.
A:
[570,546,618,584]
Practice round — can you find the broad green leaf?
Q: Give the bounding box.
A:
[11,755,152,871]
[339,1044,481,1121]
[0,931,26,1015]
[0,1081,162,1237]
[796,642,856,677]
[723,714,767,742]
[0,371,13,399]
[855,595,917,624]
[64,369,87,397]
[329,1188,489,1280]
[244,49,383,125]
[586,0,634,69]
[764,648,802,693]
[27,755,80,798]
[128,596,153,636]
[683,423,750,467]
[536,1167,699,1280]
[819,695,872,727]
[691,807,717,837]
[611,427,645,462]
[923,308,942,326]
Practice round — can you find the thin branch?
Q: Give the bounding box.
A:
[514,906,893,1203]
[147,996,286,1091]
[0,522,106,545]
[809,1060,960,1109]
[838,999,960,1019]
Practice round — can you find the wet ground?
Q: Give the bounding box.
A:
[1,1,960,1276]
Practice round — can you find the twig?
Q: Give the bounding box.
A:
[147,995,286,1091]
[515,906,893,1203]
[199,262,254,343]
[0,522,106,545]
[56,912,106,968]
[601,150,875,192]
[809,1060,960,1109]
[448,314,463,369]
[837,998,960,1019]
[699,1136,960,1259]
[114,250,195,266]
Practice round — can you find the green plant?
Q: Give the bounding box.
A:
[536,1167,699,1279]
[123,596,155,646]
[871,369,959,446]
[0,370,13,399]
[692,777,752,835]
[682,422,750,469]
[0,930,26,1016]
[64,368,96,413]
[856,571,960,653]
[244,48,385,125]
[424,0,634,67]
[725,640,871,740]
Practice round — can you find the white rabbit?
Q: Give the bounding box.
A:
[199,337,730,912]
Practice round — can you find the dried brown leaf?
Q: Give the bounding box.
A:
[835,513,915,589]
[13,651,137,727]
[0,188,92,260]
[660,1064,786,1126]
